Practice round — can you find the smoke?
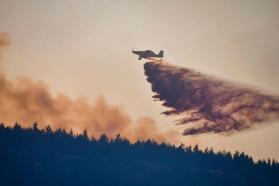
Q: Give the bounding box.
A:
[144,61,279,136]
[0,32,10,65]
[0,33,179,143]
[0,33,10,48]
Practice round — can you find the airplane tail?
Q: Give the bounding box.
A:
[158,50,164,57]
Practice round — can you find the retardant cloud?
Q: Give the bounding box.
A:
[144,61,279,136]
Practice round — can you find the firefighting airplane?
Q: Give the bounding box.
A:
[132,49,164,60]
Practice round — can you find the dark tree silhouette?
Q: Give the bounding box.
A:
[0,123,278,186]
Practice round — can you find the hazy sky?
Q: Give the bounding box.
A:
[0,0,279,160]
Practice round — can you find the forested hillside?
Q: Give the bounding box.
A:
[0,123,278,186]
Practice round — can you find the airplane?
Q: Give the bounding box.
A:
[132,49,164,60]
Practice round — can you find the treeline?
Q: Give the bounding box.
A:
[0,123,278,186]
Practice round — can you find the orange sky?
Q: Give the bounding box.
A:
[0,0,279,160]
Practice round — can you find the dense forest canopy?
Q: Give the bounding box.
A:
[0,123,278,186]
